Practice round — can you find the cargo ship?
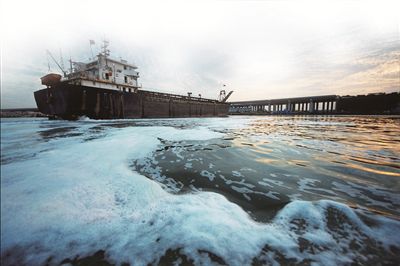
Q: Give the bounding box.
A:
[34,41,233,119]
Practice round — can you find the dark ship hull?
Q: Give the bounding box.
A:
[34,83,230,119]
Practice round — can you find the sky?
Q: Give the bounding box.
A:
[1,0,399,108]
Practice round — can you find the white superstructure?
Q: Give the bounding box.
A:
[65,41,140,92]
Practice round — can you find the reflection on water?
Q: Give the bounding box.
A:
[135,115,400,220]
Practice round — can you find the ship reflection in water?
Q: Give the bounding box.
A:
[1,116,400,265]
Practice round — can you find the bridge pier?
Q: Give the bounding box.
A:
[309,99,314,113]
[229,95,341,115]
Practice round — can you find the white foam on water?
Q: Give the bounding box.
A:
[232,170,243,177]
[1,118,400,265]
[184,162,193,169]
[200,170,215,181]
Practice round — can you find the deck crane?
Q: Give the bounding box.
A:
[218,89,234,102]
[46,50,67,77]
[221,91,233,102]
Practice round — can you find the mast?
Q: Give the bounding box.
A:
[59,49,65,73]
[101,40,110,67]
[89,40,95,59]
[69,56,73,74]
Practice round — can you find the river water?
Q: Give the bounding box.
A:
[1,116,399,265]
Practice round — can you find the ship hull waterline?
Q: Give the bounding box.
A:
[34,84,230,120]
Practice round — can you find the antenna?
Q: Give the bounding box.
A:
[59,48,65,73]
[101,40,110,57]
[101,39,110,67]
[89,40,95,59]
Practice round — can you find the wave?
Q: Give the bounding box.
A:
[1,118,399,265]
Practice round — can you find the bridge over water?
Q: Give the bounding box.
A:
[229,92,400,115]
[230,95,338,114]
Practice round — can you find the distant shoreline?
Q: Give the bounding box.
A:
[1,108,47,118]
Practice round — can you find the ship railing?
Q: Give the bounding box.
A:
[140,90,221,103]
[66,75,141,89]
[65,75,222,102]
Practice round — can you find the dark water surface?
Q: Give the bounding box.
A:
[135,116,400,221]
[1,116,400,265]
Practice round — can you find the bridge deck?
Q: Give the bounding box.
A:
[228,92,400,115]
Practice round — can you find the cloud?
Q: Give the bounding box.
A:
[1,0,399,107]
